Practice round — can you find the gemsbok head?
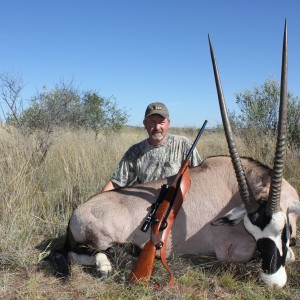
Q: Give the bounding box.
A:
[209,20,294,288]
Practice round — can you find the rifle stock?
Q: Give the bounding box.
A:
[127,240,156,284]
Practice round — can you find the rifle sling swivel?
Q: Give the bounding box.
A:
[155,241,164,250]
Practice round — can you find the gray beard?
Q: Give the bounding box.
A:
[151,133,164,142]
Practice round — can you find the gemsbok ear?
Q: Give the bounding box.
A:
[211,205,246,226]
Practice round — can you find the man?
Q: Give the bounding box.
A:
[102,102,202,191]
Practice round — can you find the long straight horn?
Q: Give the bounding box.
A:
[208,35,258,213]
[267,20,288,215]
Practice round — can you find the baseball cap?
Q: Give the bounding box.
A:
[144,102,169,119]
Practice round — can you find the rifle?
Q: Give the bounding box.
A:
[140,183,169,233]
[127,120,208,287]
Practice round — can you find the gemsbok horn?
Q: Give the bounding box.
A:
[209,20,293,287]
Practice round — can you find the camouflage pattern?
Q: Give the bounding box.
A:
[111,134,202,187]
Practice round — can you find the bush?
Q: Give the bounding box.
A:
[230,78,300,154]
[19,81,129,136]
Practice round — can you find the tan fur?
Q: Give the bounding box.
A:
[69,156,300,263]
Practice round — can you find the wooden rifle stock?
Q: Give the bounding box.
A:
[127,120,208,287]
[127,240,156,284]
[127,194,174,285]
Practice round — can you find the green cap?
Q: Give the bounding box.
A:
[144,102,169,119]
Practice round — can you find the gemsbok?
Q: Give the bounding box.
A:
[50,21,300,288]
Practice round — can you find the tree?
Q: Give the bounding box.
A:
[287,96,300,151]
[20,81,82,132]
[0,72,26,133]
[81,92,129,137]
[19,81,129,136]
[230,77,300,154]
[0,72,54,165]
[1,74,129,164]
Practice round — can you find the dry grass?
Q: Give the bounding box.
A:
[1,125,300,299]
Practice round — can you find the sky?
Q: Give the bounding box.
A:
[1,1,299,128]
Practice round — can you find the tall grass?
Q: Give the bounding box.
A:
[1,126,300,299]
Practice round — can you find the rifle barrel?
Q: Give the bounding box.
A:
[185,120,208,161]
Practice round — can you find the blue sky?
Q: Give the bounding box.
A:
[1,1,299,127]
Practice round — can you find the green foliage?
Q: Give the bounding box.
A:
[17,81,129,135]
[81,92,129,136]
[230,78,300,152]
[287,96,300,151]
[234,79,280,132]
[20,83,82,132]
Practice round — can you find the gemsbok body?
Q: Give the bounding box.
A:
[51,21,300,288]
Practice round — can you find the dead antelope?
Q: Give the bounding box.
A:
[50,21,300,288]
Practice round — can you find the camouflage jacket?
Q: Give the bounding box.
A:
[111,134,202,187]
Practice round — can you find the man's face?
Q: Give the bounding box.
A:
[143,114,170,145]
